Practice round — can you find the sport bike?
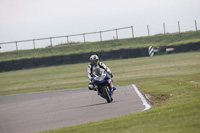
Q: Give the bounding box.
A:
[92,68,114,103]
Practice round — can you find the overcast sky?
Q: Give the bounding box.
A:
[0,0,200,51]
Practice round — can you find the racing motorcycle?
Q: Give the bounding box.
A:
[92,68,114,103]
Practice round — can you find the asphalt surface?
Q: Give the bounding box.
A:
[0,85,146,133]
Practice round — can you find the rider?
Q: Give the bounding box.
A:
[87,54,116,91]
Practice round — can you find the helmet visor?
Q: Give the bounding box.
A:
[90,59,97,65]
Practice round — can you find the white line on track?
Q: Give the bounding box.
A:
[132,84,151,111]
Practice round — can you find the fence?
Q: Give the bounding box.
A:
[0,20,199,53]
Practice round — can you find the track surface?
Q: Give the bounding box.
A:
[0,85,146,133]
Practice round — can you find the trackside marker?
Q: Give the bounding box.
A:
[132,84,151,111]
[148,46,154,56]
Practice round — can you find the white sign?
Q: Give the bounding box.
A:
[148,46,154,56]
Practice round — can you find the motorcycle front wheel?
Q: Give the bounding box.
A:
[102,86,113,103]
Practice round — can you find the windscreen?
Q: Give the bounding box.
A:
[94,68,102,76]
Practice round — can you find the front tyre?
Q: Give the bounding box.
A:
[102,86,113,103]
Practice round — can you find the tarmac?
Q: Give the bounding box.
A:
[0,85,146,133]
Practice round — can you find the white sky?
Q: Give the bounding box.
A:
[0,0,200,51]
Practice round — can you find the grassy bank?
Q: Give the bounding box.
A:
[0,31,200,62]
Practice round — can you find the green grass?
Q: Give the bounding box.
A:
[0,31,200,61]
[0,52,199,132]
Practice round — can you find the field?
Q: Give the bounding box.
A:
[0,31,200,61]
[0,52,200,132]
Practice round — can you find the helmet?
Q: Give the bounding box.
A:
[90,55,99,66]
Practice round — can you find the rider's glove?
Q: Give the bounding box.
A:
[110,73,113,78]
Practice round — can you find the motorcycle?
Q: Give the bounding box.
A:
[92,68,114,103]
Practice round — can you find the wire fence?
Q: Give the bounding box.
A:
[0,20,199,53]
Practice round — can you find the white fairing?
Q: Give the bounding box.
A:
[93,71,107,81]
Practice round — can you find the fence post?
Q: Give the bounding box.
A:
[163,23,166,34]
[16,41,18,51]
[67,36,69,44]
[147,25,150,36]
[131,26,134,38]
[100,31,102,41]
[83,33,86,43]
[195,20,198,31]
[50,37,53,47]
[178,21,181,33]
[115,29,118,40]
[33,39,36,50]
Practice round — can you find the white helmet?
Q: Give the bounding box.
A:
[90,55,99,66]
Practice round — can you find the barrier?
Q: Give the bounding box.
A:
[0,42,200,72]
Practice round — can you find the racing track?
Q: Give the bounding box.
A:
[0,85,150,133]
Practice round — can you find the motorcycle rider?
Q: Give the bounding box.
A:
[88,54,116,91]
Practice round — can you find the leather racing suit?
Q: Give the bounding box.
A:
[87,62,114,90]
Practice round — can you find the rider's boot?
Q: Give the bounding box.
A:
[113,86,116,91]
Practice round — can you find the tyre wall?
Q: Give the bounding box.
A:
[0,42,199,72]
